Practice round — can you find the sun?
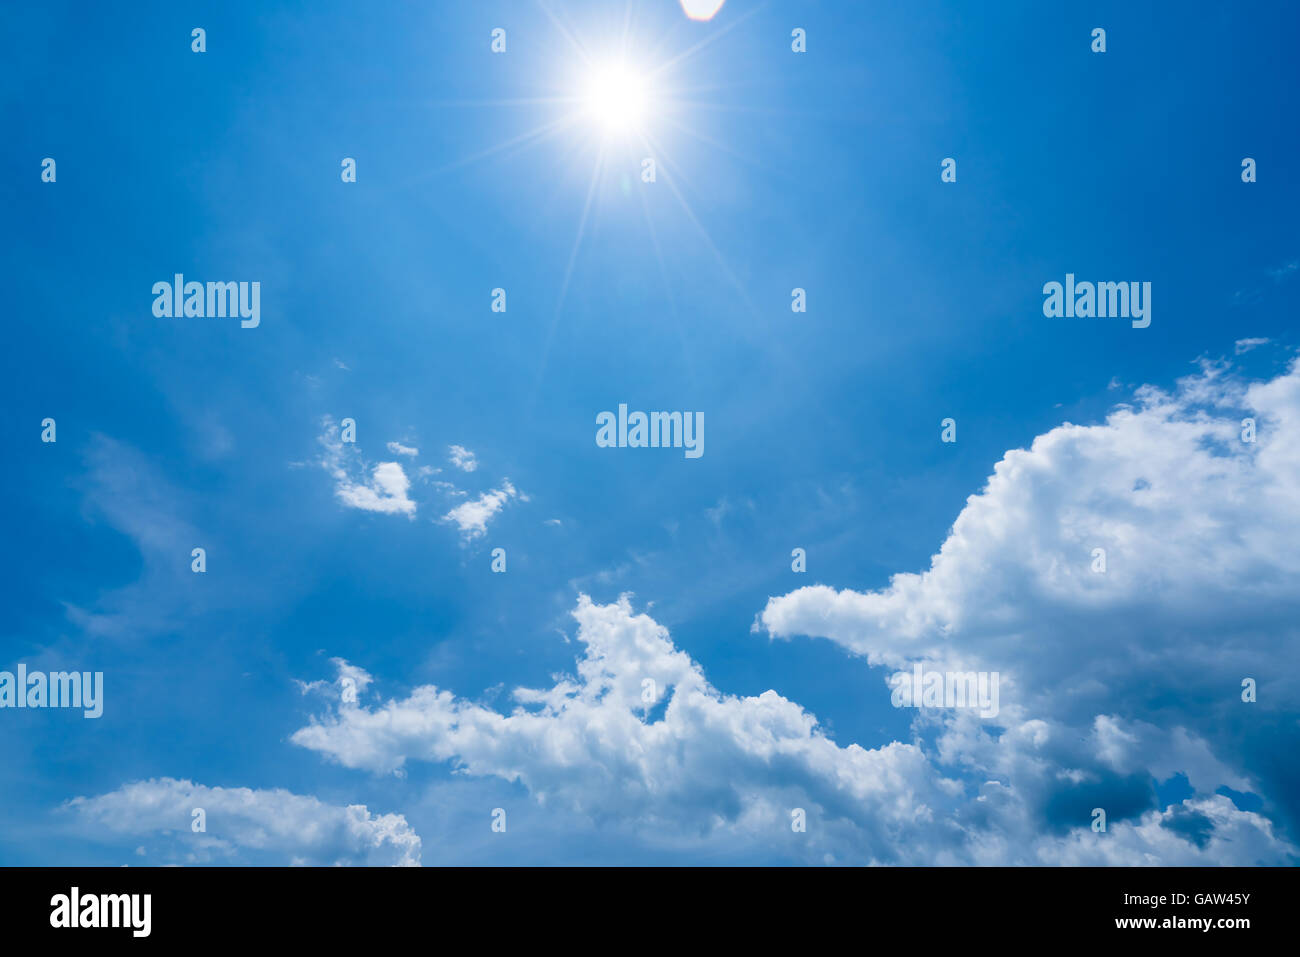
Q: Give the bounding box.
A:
[581,60,653,137]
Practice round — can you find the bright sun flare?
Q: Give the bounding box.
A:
[582,62,652,136]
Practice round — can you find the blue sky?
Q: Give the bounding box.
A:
[3,0,1299,865]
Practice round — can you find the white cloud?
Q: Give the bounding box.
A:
[756,357,1300,861]
[63,778,421,866]
[290,587,1296,864]
[284,358,1300,863]
[440,480,519,540]
[1235,337,1270,355]
[296,657,374,700]
[336,462,416,516]
[1045,795,1289,865]
[318,419,416,517]
[291,595,965,863]
[448,445,478,472]
[759,358,1300,668]
[63,437,205,639]
[313,425,528,533]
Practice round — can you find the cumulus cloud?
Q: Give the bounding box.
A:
[448,445,478,472]
[288,357,1300,864]
[387,441,419,457]
[318,418,416,517]
[758,357,1300,861]
[1046,796,1291,865]
[63,778,421,866]
[291,595,969,863]
[337,462,415,516]
[282,358,1300,863]
[441,480,520,540]
[291,588,1295,864]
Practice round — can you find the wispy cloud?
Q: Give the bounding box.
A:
[63,436,206,640]
[448,445,478,472]
[1267,260,1298,283]
[441,480,520,540]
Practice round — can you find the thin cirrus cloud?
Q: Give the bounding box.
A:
[287,356,1300,864]
[62,435,209,640]
[62,777,421,866]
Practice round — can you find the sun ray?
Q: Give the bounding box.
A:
[647,0,769,81]
[416,95,582,110]
[527,140,609,408]
[658,97,796,119]
[382,114,580,199]
[639,130,758,320]
[557,143,608,312]
[536,0,597,71]
[635,159,698,387]
[429,0,781,400]
[661,115,788,181]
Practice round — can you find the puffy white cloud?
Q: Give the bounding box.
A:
[336,461,415,516]
[318,419,416,517]
[290,589,1296,863]
[1044,796,1291,866]
[758,357,1300,861]
[63,778,421,866]
[292,595,970,863]
[284,358,1300,864]
[441,480,519,540]
[387,441,419,457]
